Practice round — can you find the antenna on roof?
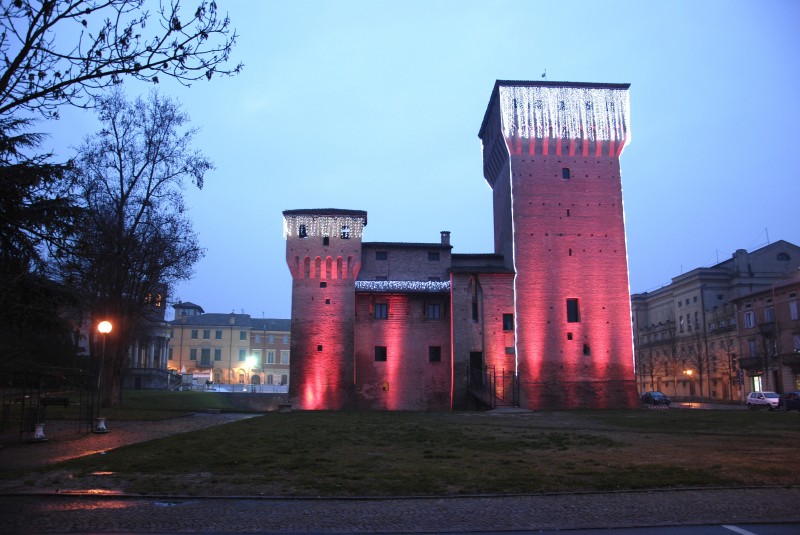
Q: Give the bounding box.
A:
[541,69,547,80]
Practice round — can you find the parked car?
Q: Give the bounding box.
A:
[779,391,800,411]
[641,391,670,406]
[746,391,780,410]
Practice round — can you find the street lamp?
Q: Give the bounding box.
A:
[95,320,112,433]
[246,355,256,392]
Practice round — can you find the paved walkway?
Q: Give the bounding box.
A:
[0,410,798,533]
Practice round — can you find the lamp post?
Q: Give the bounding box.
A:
[246,355,256,392]
[95,320,112,433]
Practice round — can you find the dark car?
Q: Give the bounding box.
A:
[641,391,670,406]
[780,391,800,411]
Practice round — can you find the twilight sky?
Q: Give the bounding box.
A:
[44,0,800,320]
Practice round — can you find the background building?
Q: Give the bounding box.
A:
[631,241,800,400]
[285,80,639,410]
[168,302,290,388]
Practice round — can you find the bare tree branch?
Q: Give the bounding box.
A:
[0,0,242,118]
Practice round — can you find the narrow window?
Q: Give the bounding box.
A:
[502,313,514,331]
[341,225,351,239]
[267,351,275,364]
[428,252,440,261]
[281,374,288,385]
[239,330,247,340]
[376,251,388,260]
[214,348,221,361]
[215,330,222,339]
[375,346,387,362]
[375,303,388,319]
[190,329,198,339]
[238,349,247,361]
[562,167,571,179]
[168,348,173,360]
[190,348,197,361]
[566,298,580,323]
[744,311,756,328]
[429,346,442,362]
[427,303,441,319]
[320,281,327,288]
[472,301,479,322]
[583,344,591,356]
[317,345,323,352]
[280,350,289,364]
[298,225,308,238]
[323,236,330,246]
[567,332,573,340]
[202,329,210,339]
[200,348,211,366]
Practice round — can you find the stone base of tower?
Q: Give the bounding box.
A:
[519,380,640,410]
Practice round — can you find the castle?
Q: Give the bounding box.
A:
[284,80,639,410]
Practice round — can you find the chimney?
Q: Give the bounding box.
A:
[440,231,451,246]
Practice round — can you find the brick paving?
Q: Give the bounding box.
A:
[0,411,798,533]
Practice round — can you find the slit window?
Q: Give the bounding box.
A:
[502,313,514,331]
[323,236,329,246]
[562,167,571,179]
[298,225,308,238]
[374,303,388,319]
[567,298,580,323]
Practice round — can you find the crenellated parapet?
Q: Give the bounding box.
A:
[283,209,367,240]
[479,81,631,184]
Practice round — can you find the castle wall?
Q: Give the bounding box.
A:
[354,292,451,410]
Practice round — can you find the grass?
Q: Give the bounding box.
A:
[12,400,800,497]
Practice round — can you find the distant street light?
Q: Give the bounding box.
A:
[246,355,256,392]
[94,320,112,433]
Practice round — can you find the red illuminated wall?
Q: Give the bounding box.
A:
[284,210,366,410]
[354,292,451,410]
[450,270,515,408]
[479,82,639,409]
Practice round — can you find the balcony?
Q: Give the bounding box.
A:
[758,321,778,336]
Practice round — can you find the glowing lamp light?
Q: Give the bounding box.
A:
[683,369,693,376]
[98,320,112,334]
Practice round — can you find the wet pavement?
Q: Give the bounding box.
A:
[0,410,798,533]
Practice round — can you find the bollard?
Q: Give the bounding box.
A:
[93,416,109,434]
[31,423,47,441]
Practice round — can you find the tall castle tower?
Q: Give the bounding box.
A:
[283,209,368,409]
[478,81,639,409]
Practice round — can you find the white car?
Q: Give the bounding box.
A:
[746,391,780,410]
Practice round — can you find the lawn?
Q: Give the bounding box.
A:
[9,400,800,497]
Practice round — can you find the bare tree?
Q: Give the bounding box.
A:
[0,0,242,119]
[55,89,206,406]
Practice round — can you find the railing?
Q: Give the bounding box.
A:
[468,366,519,408]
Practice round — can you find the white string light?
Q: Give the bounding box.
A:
[355,281,451,293]
[498,85,630,143]
[283,214,366,240]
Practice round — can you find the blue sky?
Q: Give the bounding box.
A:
[45,0,800,319]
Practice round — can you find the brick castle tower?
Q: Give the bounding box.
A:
[283,209,368,410]
[478,81,639,408]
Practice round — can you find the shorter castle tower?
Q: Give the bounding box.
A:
[283,209,367,410]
